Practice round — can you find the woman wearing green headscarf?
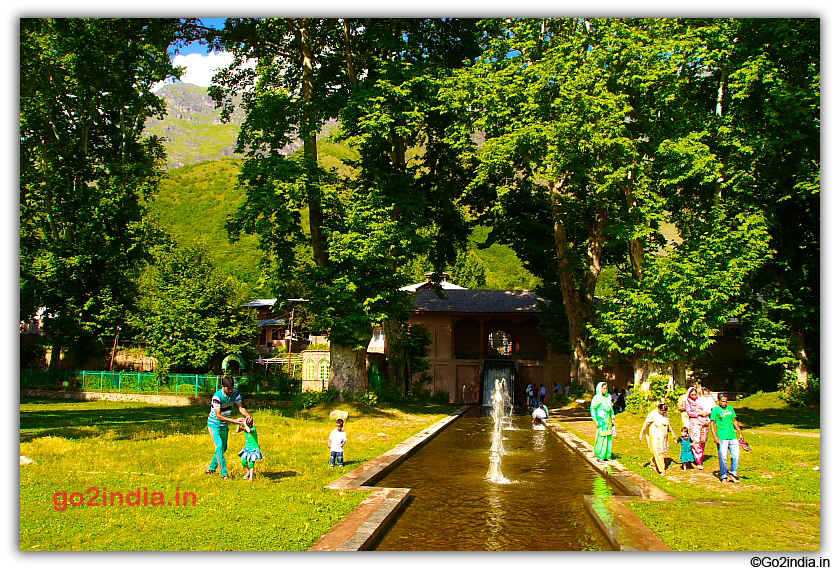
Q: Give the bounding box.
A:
[590,381,616,461]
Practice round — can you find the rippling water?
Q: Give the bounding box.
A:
[373,408,617,551]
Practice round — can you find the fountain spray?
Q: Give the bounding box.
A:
[486,377,511,483]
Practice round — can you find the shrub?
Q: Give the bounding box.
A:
[430,390,450,405]
[779,371,820,407]
[21,344,46,369]
[373,385,405,404]
[357,390,378,407]
[294,387,339,409]
[624,389,651,414]
[567,381,587,399]
[551,392,571,408]
[648,373,670,400]
[304,342,330,352]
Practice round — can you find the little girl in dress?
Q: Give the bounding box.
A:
[236,416,264,482]
[676,426,694,470]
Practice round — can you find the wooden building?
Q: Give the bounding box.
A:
[407,289,572,405]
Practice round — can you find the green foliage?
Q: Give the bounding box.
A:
[20,18,196,367]
[647,374,671,401]
[294,387,340,410]
[132,241,259,372]
[304,343,330,352]
[357,391,379,407]
[623,389,650,415]
[388,324,432,378]
[778,372,820,407]
[236,373,301,399]
[589,209,771,368]
[551,392,571,408]
[567,382,587,400]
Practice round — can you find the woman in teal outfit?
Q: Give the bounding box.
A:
[590,381,616,462]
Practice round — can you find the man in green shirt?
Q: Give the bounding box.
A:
[710,393,744,483]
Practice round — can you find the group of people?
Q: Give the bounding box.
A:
[204,375,348,481]
[590,382,746,484]
[525,383,547,408]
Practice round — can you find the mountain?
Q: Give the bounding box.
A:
[146,83,338,169]
[146,83,538,293]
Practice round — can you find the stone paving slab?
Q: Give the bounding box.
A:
[584,496,670,551]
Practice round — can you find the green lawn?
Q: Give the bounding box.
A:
[20,398,459,551]
[558,392,821,551]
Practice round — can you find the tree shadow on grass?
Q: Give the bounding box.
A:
[261,470,300,481]
[20,403,209,442]
[735,407,820,431]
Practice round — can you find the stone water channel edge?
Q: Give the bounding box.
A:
[312,406,674,552]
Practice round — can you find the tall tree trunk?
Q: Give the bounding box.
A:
[48,335,63,371]
[632,354,649,388]
[550,179,601,391]
[671,359,687,389]
[329,342,368,397]
[790,318,811,385]
[297,21,329,268]
[383,318,406,390]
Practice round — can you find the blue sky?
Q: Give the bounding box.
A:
[172,18,227,56]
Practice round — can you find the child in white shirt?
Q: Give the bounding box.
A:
[328,418,347,467]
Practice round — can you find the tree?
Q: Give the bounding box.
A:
[709,19,820,387]
[20,18,196,368]
[447,18,697,389]
[589,209,771,385]
[211,18,481,395]
[132,241,259,375]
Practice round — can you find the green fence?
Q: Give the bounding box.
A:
[21,369,301,399]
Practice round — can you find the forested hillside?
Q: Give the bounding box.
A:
[149,84,538,293]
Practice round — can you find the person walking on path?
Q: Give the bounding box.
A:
[639,402,675,475]
[685,386,711,469]
[206,375,252,480]
[590,382,616,462]
[677,427,694,470]
[710,393,745,483]
[539,384,546,405]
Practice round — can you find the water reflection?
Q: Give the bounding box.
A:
[373,411,618,551]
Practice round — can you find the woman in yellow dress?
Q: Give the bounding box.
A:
[639,402,676,474]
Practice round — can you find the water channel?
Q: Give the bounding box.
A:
[372,406,618,551]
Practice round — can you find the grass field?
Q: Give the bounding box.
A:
[19,398,459,551]
[556,392,821,551]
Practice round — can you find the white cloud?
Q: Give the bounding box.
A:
[152,51,237,91]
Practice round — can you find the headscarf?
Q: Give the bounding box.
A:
[591,382,611,411]
[688,386,699,400]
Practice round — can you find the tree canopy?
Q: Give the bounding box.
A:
[20,18,197,367]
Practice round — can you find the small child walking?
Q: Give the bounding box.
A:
[328,418,347,468]
[676,426,694,470]
[236,416,263,482]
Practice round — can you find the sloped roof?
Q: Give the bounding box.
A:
[399,280,467,292]
[412,289,547,313]
[244,298,277,307]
